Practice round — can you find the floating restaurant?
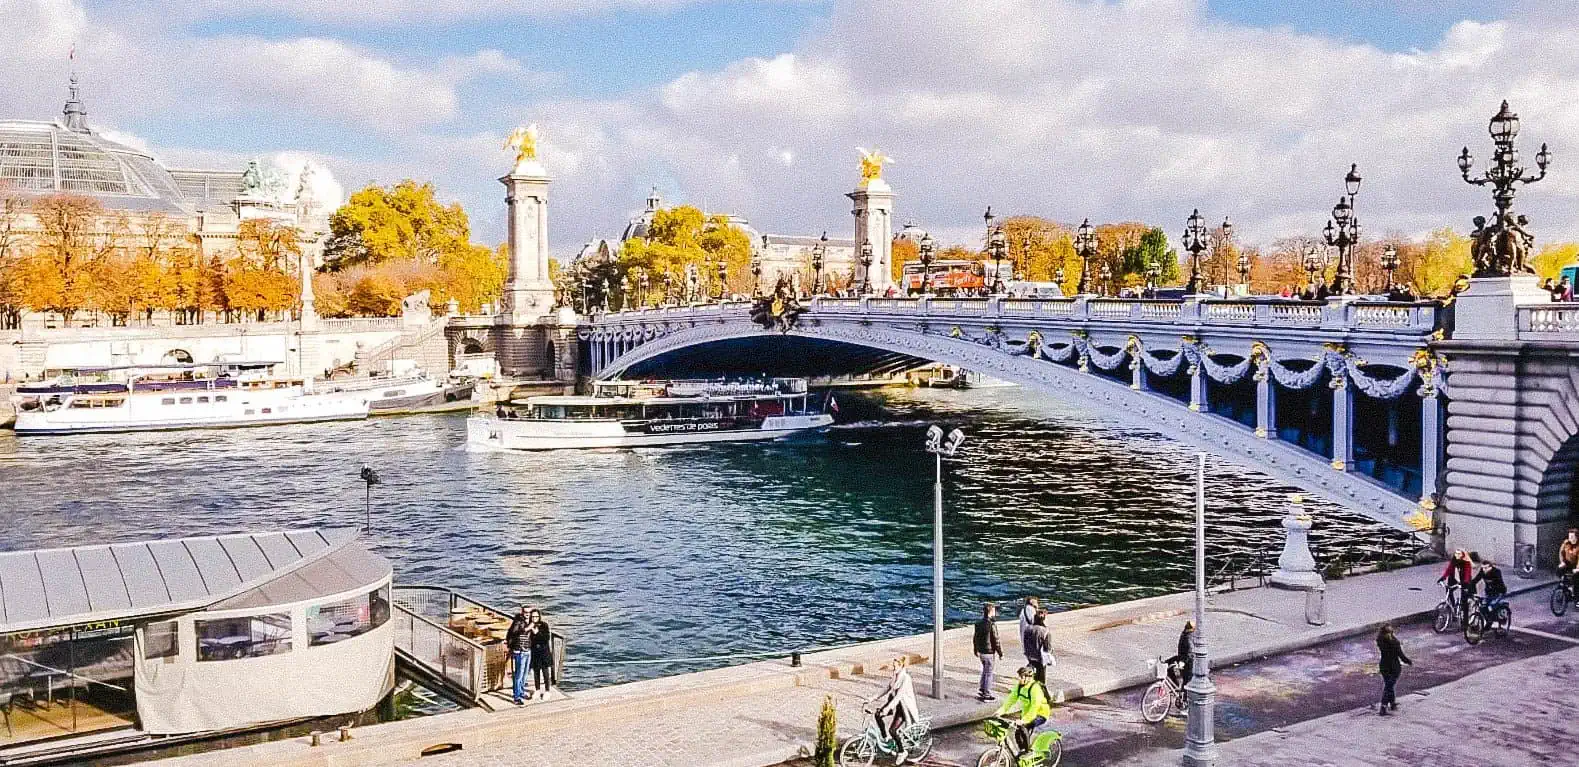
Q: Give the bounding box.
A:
[0,530,396,762]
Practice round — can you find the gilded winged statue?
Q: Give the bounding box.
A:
[856,147,893,184]
[505,123,540,165]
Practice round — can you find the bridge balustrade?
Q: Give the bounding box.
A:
[1519,304,1579,339]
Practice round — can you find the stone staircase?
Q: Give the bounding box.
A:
[353,317,450,375]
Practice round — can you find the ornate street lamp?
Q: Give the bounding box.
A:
[1458,100,1551,276]
[1380,244,1399,293]
[637,267,650,307]
[716,258,729,300]
[1099,263,1113,296]
[1303,246,1325,295]
[919,232,936,295]
[750,255,763,298]
[1322,164,1362,295]
[663,273,675,305]
[1220,216,1235,287]
[1074,218,1097,295]
[1020,238,1033,290]
[811,231,828,295]
[859,238,874,295]
[1182,209,1208,294]
[1145,262,1161,293]
[983,206,1007,295]
[1236,251,1250,288]
[1054,265,1066,285]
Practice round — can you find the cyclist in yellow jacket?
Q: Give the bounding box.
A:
[996,666,1052,759]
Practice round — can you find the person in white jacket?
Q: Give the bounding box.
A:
[868,656,921,762]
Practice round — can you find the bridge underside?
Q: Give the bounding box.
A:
[623,336,930,379]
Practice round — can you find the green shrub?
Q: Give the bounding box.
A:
[814,695,837,767]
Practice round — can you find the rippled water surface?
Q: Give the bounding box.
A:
[0,387,1391,688]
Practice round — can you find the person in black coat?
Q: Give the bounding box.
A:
[528,609,555,697]
[1166,621,1195,688]
[1376,624,1412,715]
[974,602,1003,702]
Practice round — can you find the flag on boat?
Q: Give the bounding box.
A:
[827,394,840,414]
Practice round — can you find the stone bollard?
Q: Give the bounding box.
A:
[1270,495,1325,590]
[1305,584,1327,625]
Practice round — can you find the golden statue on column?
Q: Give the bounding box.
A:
[856,147,893,188]
[505,124,543,174]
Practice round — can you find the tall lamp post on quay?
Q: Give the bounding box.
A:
[919,232,937,295]
[1322,164,1363,295]
[812,232,828,295]
[1182,209,1208,295]
[1075,218,1097,295]
[923,424,965,700]
[1302,245,1326,297]
[750,255,763,298]
[1183,451,1219,767]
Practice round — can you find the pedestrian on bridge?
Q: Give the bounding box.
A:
[974,602,1003,702]
[1375,624,1411,715]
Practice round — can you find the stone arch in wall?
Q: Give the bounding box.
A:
[459,337,487,355]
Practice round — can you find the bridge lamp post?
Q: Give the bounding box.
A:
[1075,218,1097,295]
[716,259,729,301]
[1236,252,1251,290]
[1322,164,1362,295]
[1302,247,1324,296]
[919,232,937,296]
[1020,238,1032,286]
[859,239,875,295]
[1219,216,1235,289]
[1145,262,1161,294]
[750,255,763,298]
[812,231,827,296]
[1182,209,1208,295]
[1099,263,1113,297]
[1458,100,1550,276]
[637,268,650,308]
[1183,452,1220,766]
[1380,245,1399,293]
[989,228,1008,296]
[1054,265,1066,287]
[923,424,965,700]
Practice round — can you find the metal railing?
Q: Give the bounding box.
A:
[392,586,567,704]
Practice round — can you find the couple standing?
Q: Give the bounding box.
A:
[506,606,555,705]
[972,596,1054,702]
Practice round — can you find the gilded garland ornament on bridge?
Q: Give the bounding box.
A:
[1457,101,1551,277]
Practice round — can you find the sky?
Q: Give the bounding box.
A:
[3,0,1578,256]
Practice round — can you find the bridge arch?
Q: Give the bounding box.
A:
[596,316,1428,531]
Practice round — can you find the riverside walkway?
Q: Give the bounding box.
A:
[160,562,1483,767]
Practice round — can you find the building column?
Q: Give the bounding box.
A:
[1254,362,1275,438]
[1419,386,1441,506]
[1188,364,1206,412]
[1330,374,1353,471]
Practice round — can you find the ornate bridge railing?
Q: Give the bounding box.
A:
[1518,303,1579,339]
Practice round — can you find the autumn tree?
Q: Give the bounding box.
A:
[0,189,28,328]
[325,180,471,267]
[890,238,919,285]
[613,205,754,306]
[19,194,121,321]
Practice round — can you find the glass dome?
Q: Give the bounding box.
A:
[0,119,189,214]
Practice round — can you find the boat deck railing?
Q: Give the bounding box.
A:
[390,586,565,706]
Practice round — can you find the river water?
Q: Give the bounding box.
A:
[0,387,1395,689]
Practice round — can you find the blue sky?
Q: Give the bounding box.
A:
[6,0,1578,252]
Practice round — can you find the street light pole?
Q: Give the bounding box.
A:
[1075,218,1096,295]
[923,425,965,700]
[1182,451,1218,766]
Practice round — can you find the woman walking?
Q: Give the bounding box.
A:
[1376,624,1411,715]
[528,609,555,699]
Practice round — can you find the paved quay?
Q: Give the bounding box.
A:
[158,563,1487,767]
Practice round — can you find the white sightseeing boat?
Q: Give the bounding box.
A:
[467,378,835,450]
[319,367,478,416]
[11,361,370,435]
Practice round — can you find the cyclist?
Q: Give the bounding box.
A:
[867,656,920,763]
[996,665,1053,762]
[1470,553,1507,619]
[1165,620,1195,689]
[1559,529,1579,595]
[1438,549,1473,624]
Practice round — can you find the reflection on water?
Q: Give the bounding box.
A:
[0,387,1390,688]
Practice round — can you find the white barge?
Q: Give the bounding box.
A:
[11,362,369,436]
[467,378,835,450]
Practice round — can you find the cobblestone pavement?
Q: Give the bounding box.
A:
[904,585,1579,766]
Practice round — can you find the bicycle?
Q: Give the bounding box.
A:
[1463,594,1512,645]
[1140,658,1185,723]
[1551,574,1577,616]
[976,716,1062,767]
[1432,583,1464,633]
[837,706,933,767]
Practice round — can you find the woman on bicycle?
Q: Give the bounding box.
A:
[1439,549,1474,624]
[996,666,1052,758]
[1165,621,1195,688]
[1559,529,1579,594]
[868,657,920,761]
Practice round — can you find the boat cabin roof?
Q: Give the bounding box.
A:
[517,392,800,407]
[51,361,284,373]
[0,528,388,634]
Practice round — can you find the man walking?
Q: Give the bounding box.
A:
[506,606,533,705]
[974,602,1003,701]
[1018,596,1040,667]
[1375,624,1411,715]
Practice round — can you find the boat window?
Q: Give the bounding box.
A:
[197,396,209,404]
[179,397,193,404]
[70,399,94,408]
[216,395,227,402]
[162,397,176,405]
[261,408,272,414]
[244,409,255,415]
[382,390,404,398]
[306,586,391,647]
[143,621,179,660]
[194,613,293,661]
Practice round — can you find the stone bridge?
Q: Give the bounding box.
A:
[576,293,1579,567]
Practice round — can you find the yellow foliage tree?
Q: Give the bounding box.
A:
[346,272,406,316]
[325,180,471,267]
[890,238,918,285]
[1532,242,1579,282]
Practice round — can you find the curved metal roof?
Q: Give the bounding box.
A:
[0,528,385,633]
[0,119,189,215]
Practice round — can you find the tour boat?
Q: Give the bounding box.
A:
[467,378,835,450]
[320,370,478,416]
[11,362,370,435]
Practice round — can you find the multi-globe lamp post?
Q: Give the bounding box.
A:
[1075,218,1097,295]
[1182,209,1209,295]
[716,259,729,300]
[1302,245,1326,295]
[859,239,874,295]
[750,255,763,298]
[1321,164,1363,295]
[919,232,937,295]
[811,232,827,296]
[1380,245,1399,293]
[1457,100,1551,276]
[1099,263,1113,297]
[1237,251,1251,291]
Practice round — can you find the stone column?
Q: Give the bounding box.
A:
[1188,363,1206,412]
[500,159,555,323]
[848,178,895,294]
[1419,384,1441,507]
[1330,374,1353,471]
[1254,360,1275,438]
[1130,355,1146,391]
